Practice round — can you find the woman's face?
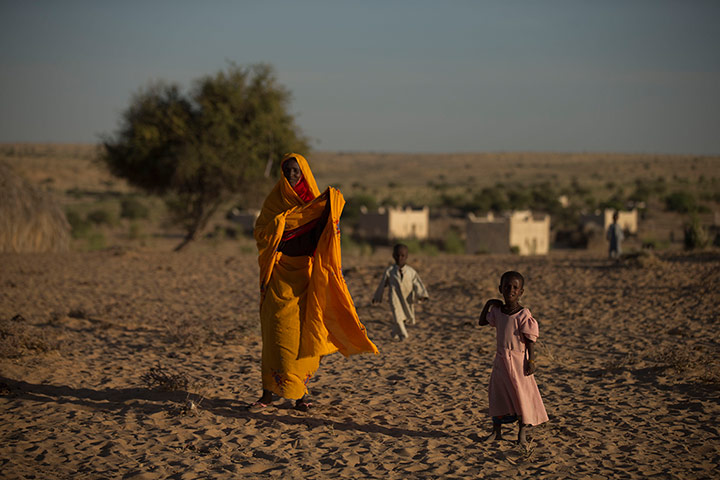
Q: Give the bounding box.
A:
[282,158,302,187]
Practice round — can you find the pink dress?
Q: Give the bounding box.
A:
[487,306,548,426]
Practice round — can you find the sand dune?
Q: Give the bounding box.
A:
[1,248,719,479]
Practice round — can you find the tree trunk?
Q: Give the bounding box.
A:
[173,231,196,251]
[172,197,223,252]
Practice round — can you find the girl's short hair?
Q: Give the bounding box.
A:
[500,270,525,287]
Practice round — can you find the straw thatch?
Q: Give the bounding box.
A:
[0,161,70,252]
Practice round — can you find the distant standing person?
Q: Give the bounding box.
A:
[478,271,548,446]
[606,211,624,259]
[372,243,429,341]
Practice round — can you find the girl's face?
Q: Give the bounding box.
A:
[499,277,524,305]
[282,158,302,187]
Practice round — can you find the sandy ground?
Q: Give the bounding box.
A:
[1,247,719,479]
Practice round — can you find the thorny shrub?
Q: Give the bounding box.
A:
[140,365,192,391]
[0,315,58,358]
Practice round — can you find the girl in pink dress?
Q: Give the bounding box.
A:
[478,270,548,445]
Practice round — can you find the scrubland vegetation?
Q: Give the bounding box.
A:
[1,144,718,254]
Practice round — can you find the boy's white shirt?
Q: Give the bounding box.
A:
[373,264,429,324]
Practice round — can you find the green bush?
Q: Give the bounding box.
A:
[403,238,423,254]
[343,193,378,223]
[120,198,149,219]
[87,208,115,225]
[684,215,709,250]
[467,186,509,213]
[402,238,439,256]
[380,196,399,207]
[507,189,532,210]
[599,198,625,212]
[440,193,466,210]
[341,235,373,256]
[530,183,562,214]
[420,242,439,256]
[128,222,143,240]
[65,187,84,199]
[442,230,465,254]
[641,237,670,250]
[630,177,667,203]
[65,209,92,238]
[86,231,107,251]
[665,191,697,213]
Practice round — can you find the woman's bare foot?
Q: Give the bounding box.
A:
[294,396,312,412]
[247,389,273,412]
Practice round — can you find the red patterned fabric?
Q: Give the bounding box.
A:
[293,176,316,203]
[281,218,321,241]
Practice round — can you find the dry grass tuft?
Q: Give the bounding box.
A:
[0,381,12,396]
[603,352,638,373]
[0,161,70,252]
[652,346,696,372]
[140,364,214,416]
[622,250,664,268]
[698,368,720,384]
[67,308,89,319]
[140,365,193,391]
[651,344,719,383]
[0,315,59,358]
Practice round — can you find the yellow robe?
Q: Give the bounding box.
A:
[254,153,378,399]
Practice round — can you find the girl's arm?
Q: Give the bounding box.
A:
[525,339,536,375]
[478,299,502,326]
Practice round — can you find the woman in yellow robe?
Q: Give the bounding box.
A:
[250,153,378,411]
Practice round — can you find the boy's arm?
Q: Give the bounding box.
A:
[478,299,502,326]
[412,272,429,301]
[372,269,389,304]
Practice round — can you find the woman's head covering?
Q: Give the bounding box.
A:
[280,153,320,204]
[254,152,321,291]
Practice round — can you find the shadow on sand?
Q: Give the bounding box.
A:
[0,376,449,439]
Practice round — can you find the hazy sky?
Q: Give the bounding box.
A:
[2,0,719,155]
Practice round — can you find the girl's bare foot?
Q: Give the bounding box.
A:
[518,423,529,446]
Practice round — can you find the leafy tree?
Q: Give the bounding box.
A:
[343,193,379,224]
[507,188,532,210]
[665,191,697,213]
[530,183,561,213]
[101,64,309,250]
[120,198,149,220]
[482,186,510,212]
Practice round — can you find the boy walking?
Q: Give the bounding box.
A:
[372,244,429,340]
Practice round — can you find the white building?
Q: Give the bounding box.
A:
[581,209,638,235]
[466,210,551,255]
[356,206,430,241]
